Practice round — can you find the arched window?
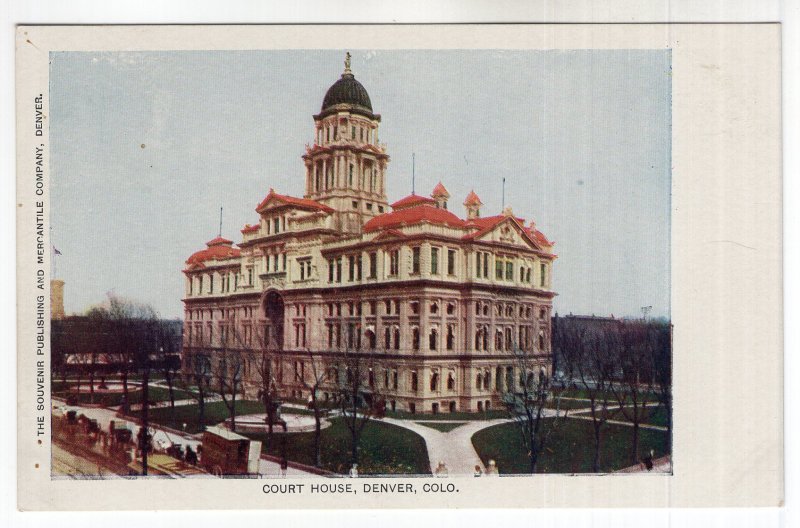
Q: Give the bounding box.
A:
[495,366,502,391]
[393,327,400,350]
[411,371,418,392]
[483,370,490,388]
[429,328,438,351]
[446,325,454,350]
[476,372,483,390]
[447,372,455,391]
[430,371,439,391]
[384,327,391,349]
[495,329,503,351]
[412,327,420,350]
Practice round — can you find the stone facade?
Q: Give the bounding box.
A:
[181,57,557,414]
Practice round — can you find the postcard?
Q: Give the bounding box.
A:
[16,24,782,510]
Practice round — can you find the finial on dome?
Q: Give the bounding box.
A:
[344,52,352,75]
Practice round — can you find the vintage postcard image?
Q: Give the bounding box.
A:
[16,25,782,509]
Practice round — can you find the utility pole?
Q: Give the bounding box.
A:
[218,206,223,237]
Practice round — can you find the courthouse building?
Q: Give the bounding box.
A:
[182,56,557,414]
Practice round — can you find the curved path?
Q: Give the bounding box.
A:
[382,409,561,475]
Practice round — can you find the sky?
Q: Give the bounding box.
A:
[50,49,671,320]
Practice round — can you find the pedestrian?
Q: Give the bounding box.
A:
[473,464,483,477]
[485,459,499,476]
[349,463,358,478]
[280,458,288,478]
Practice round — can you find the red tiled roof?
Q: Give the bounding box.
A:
[206,236,233,246]
[526,227,553,246]
[464,190,483,206]
[431,182,450,197]
[364,204,465,232]
[462,214,551,249]
[186,238,241,267]
[241,223,260,234]
[256,188,334,214]
[390,193,436,210]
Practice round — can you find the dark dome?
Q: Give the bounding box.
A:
[320,72,374,118]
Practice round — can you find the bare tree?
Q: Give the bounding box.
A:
[214,321,243,431]
[228,319,282,449]
[301,350,331,468]
[179,352,213,431]
[553,316,616,472]
[608,320,658,465]
[156,319,182,409]
[647,320,672,457]
[333,340,383,468]
[501,344,560,474]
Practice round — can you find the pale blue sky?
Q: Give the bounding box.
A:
[50,49,671,319]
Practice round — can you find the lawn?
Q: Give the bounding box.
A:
[415,421,467,433]
[384,409,508,421]
[471,418,669,474]
[244,417,430,475]
[54,385,192,407]
[570,404,669,427]
[542,397,597,410]
[145,400,265,433]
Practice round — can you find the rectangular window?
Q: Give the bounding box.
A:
[412,247,421,274]
[273,218,280,233]
[336,257,342,283]
[349,255,356,282]
[349,165,354,186]
[328,259,335,282]
[495,260,503,280]
[505,261,513,281]
[389,250,399,275]
[209,275,214,294]
[475,252,482,278]
[483,253,489,278]
[431,247,439,275]
[447,249,456,275]
[540,263,547,287]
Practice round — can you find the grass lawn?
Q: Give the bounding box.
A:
[54,385,192,407]
[145,400,265,433]
[472,418,669,474]
[543,398,597,410]
[415,421,468,433]
[570,404,669,427]
[384,409,508,421]
[244,418,430,475]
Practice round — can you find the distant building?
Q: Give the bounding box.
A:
[51,279,65,320]
[181,56,557,414]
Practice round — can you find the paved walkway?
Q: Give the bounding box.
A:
[382,409,562,475]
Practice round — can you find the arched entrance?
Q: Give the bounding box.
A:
[263,290,285,351]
